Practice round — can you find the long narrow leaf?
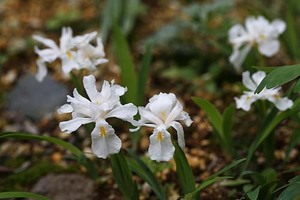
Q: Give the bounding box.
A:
[110,152,138,200]
[255,64,300,93]
[192,97,223,138]
[244,99,300,169]
[0,192,49,200]
[127,151,166,200]
[137,44,152,105]
[113,23,137,104]
[173,142,196,195]
[0,132,98,179]
[222,104,235,156]
[186,158,246,198]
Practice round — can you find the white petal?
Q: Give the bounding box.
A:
[177,111,193,127]
[59,117,93,133]
[165,100,183,126]
[148,93,176,118]
[148,128,175,162]
[267,96,293,111]
[57,104,73,114]
[170,122,185,149]
[228,24,246,41]
[34,47,59,62]
[35,58,48,82]
[271,19,286,34]
[33,35,58,50]
[229,43,252,71]
[91,124,122,158]
[251,71,266,86]
[83,75,99,102]
[106,103,137,121]
[138,107,164,126]
[242,71,256,91]
[258,40,279,57]
[234,94,256,111]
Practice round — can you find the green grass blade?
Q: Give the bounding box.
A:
[192,97,223,139]
[244,99,300,169]
[110,152,138,200]
[127,151,166,200]
[113,23,137,104]
[173,142,196,195]
[0,132,98,179]
[0,192,49,200]
[137,44,152,105]
[255,64,300,93]
[222,104,235,156]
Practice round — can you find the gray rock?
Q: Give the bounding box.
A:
[7,74,68,120]
[30,173,98,200]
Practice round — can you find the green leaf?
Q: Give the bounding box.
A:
[255,64,300,93]
[252,66,277,73]
[0,132,98,179]
[137,44,152,105]
[247,186,260,200]
[186,158,246,198]
[222,104,235,155]
[293,78,300,93]
[244,99,300,169]
[0,192,49,200]
[127,151,166,200]
[173,142,196,195]
[110,152,138,200]
[113,23,137,104]
[101,0,122,43]
[277,176,300,200]
[191,97,223,138]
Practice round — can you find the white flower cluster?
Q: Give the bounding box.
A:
[235,71,293,111]
[228,16,293,111]
[58,75,192,161]
[229,16,286,70]
[33,27,108,81]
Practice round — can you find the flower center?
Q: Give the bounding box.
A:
[99,126,107,138]
[159,112,167,122]
[157,131,164,142]
[66,51,73,59]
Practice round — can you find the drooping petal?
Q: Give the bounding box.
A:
[91,124,122,159]
[229,43,252,71]
[34,47,59,62]
[33,35,59,50]
[59,117,93,133]
[105,103,137,121]
[258,39,280,57]
[83,75,99,102]
[57,104,73,114]
[266,96,293,111]
[177,111,193,127]
[242,71,256,91]
[170,121,185,149]
[148,128,175,162]
[35,58,48,82]
[271,19,286,34]
[234,94,256,111]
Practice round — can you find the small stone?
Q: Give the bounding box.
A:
[7,74,69,121]
[30,173,98,200]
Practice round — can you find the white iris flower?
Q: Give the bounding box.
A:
[235,71,293,111]
[33,27,108,81]
[229,16,286,70]
[133,93,192,162]
[58,75,137,159]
